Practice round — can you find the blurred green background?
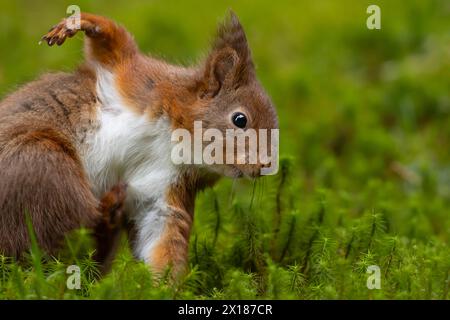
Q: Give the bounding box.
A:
[0,0,448,299]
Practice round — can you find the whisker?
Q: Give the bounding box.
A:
[259,176,266,208]
[249,178,257,210]
[228,178,237,209]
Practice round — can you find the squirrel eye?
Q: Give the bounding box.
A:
[231,112,247,128]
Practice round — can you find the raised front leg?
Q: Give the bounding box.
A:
[41,12,137,67]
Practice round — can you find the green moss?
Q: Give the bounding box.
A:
[0,0,448,299]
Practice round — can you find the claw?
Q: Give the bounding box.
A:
[56,37,66,46]
[38,35,46,45]
[41,18,78,47]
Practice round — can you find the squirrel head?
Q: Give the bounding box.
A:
[193,12,279,178]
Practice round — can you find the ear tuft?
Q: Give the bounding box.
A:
[213,10,253,70]
[201,11,255,98]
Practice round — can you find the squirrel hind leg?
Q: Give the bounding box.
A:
[0,128,100,258]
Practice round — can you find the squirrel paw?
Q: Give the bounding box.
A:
[98,182,128,229]
[40,19,78,46]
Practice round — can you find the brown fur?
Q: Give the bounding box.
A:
[0,69,99,257]
[94,182,127,273]
[0,68,129,261]
[1,11,278,274]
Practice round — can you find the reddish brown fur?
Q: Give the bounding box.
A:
[94,182,128,273]
[1,12,278,274]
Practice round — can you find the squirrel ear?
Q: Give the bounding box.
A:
[203,47,239,97]
[215,11,254,71]
[201,11,254,98]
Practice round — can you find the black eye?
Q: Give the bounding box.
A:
[231,112,247,128]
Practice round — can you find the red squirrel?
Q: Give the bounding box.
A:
[0,12,278,274]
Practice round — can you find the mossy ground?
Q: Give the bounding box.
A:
[0,0,448,299]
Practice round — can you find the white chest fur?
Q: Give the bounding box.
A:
[82,68,179,262]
